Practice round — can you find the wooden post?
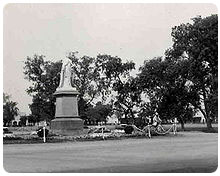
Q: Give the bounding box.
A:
[102,127,104,140]
[148,124,151,138]
[173,118,177,135]
[43,126,46,143]
[43,120,46,143]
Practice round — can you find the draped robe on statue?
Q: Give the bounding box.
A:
[57,58,75,91]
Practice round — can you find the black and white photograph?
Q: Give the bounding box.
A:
[2,2,218,173]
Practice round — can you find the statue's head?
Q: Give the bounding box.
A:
[62,57,71,65]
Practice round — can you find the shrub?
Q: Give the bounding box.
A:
[37,128,49,137]
[124,125,134,134]
[3,136,23,140]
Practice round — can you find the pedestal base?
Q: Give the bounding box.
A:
[51,118,84,136]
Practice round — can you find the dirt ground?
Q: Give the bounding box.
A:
[3,131,218,173]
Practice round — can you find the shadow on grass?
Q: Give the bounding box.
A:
[178,126,218,133]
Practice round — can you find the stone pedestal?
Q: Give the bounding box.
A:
[51,89,83,135]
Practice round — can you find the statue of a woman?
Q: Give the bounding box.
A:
[57,57,74,90]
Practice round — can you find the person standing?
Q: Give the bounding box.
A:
[152,113,162,127]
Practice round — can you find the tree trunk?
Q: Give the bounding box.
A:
[129,109,135,125]
[199,107,213,130]
[180,121,185,131]
[179,117,185,131]
[124,113,129,124]
[202,87,213,130]
[205,116,213,130]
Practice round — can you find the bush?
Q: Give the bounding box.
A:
[37,128,49,137]
[3,136,23,140]
[124,125,134,134]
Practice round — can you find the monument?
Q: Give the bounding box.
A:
[51,57,83,135]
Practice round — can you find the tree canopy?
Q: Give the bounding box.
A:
[96,54,141,124]
[138,57,195,129]
[24,55,61,122]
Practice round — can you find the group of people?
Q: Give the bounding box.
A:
[146,112,162,128]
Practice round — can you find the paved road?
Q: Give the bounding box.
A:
[3,132,218,173]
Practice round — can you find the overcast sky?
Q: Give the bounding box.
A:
[3,3,217,114]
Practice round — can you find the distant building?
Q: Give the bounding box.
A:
[193,110,206,123]
[12,111,27,126]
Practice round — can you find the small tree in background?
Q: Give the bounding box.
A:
[3,93,19,126]
[19,115,27,126]
[86,102,112,125]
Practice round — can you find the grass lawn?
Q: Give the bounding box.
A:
[3,131,218,173]
[175,123,218,132]
[3,123,218,145]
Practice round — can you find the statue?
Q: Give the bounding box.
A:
[57,57,75,91]
[52,57,83,134]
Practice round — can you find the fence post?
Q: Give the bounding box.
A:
[43,126,46,143]
[102,127,104,140]
[43,120,46,143]
[173,118,177,135]
[148,124,151,138]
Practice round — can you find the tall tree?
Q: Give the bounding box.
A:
[138,57,195,129]
[168,14,218,130]
[24,55,61,122]
[96,54,141,124]
[3,93,19,126]
[67,52,104,118]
